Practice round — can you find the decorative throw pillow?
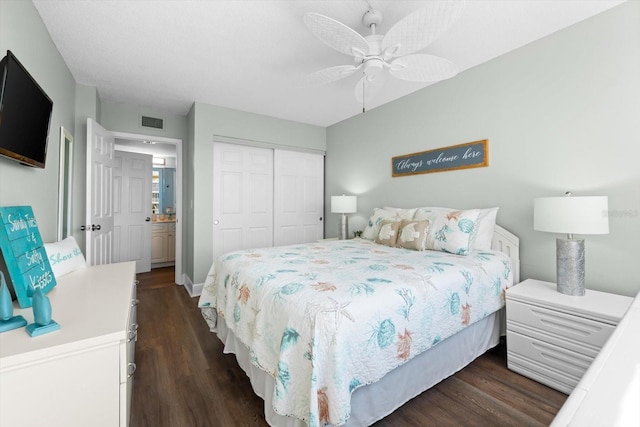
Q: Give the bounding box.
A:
[430,209,481,255]
[375,220,402,247]
[396,219,430,251]
[362,207,414,240]
[43,236,87,278]
[413,207,456,249]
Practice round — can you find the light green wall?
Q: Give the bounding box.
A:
[100,102,187,141]
[0,0,76,243]
[189,102,326,283]
[326,1,640,297]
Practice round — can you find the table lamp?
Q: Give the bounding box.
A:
[534,192,609,295]
[331,195,357,240]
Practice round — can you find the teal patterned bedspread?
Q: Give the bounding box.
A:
[198,238,513,426]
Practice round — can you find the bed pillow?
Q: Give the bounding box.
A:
[362,207,414,240]
[43,236,87,278]
[383,207,418,221]
[430,209,481,255]
[471,207,499,251]
[413,206,451,222]
[396,219,430,251]
[375,220,402,247]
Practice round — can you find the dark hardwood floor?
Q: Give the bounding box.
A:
[131,267,567,427]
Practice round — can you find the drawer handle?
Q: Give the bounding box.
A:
[128,362,137,378]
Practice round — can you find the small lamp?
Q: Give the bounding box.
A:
[331,195,357,240]
[534,192,609,296]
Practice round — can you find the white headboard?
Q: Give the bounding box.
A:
[491,225,520,283]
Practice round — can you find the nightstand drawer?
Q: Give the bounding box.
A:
[507,330,592,392]
[507,299,616,349]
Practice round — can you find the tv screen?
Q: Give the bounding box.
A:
[0,50,53,168]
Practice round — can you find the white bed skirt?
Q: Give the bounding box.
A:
[214,310,501,427]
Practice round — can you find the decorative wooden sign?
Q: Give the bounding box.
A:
[392,139,489,177]
[0,206,56,308]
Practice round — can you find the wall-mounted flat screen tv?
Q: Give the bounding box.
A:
[0,50,53,169]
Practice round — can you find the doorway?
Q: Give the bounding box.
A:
[113,132,184,285]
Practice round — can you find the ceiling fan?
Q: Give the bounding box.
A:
[301,1,466,107]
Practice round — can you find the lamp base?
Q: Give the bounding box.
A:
[556,238,585,296]
[338,213,349,240]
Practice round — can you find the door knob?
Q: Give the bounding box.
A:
[145,217,151,222]
[91,224,101,231]
[214,220,219,225]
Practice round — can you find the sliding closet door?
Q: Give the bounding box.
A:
[212,143,273,261]
[273,150,324,246]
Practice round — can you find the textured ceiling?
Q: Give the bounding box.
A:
[33,0,625,127]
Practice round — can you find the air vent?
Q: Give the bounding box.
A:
[141,115,164,130]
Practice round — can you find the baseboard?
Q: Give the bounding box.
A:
[191,282,204,297]
[182,274,203,298]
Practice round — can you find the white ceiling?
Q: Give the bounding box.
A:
[32,0,625,128]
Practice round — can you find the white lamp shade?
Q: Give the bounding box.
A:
[534,196,609,235]
[331,195,357,214]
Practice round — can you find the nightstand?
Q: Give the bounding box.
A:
[506,279,633,394]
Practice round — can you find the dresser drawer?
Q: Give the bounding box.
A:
[507,330,593,392]
[507,299,616,349]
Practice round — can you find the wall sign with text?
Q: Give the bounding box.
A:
[0,206,56,308]
[392,139,489,177]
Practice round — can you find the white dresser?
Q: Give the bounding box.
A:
[0,262,138,427]
[551,289,640,426]
[506,279,632,394]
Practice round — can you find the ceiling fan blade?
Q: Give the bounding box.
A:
[354,73,385,103]
[304,12,370,57]
[297,65,360,87]
[389,54,458,82]
[381,1,466,57]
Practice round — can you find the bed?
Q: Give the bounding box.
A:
[199,207,520,426]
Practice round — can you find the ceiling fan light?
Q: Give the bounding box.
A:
[363,58,383,76]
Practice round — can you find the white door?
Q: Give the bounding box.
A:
[212,143,273,261]
[274,150,324,246]
[113,151,152,273]
[86,118,115,266]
